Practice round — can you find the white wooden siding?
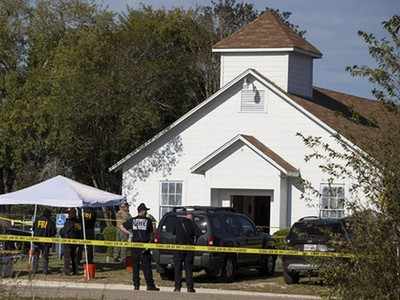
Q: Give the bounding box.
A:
[205,144,281,189]
[122,76,357,231]
[288,53,313,98]
[220,52,314,99]
[221,52,289,91]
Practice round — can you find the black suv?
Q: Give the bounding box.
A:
[153,206,276,282]
[282,216,350,284]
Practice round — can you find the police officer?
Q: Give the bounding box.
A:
[60,209,82,275]
[173,213,201,293]
[32,208,56,274]
[77,207,97,264]
[120,203,159,291]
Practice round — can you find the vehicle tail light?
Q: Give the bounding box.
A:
[154,230,160,243]
[207,235,214,246]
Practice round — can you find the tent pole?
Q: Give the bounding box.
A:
[30,204,38,264]
[81,207,89,278]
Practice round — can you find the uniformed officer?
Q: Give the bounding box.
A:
[32,208,56,274]
[77,207,97,264]
[121,203,159,291]
[60,209,82,275]
[114,201,131,263]
[173,213,201,293]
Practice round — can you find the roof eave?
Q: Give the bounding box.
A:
[109,69,256,172]
[287,170,300,177]
[190,134,242,174]
[212,47,322,58]
[190,134,299,177]
[110,68,362,173]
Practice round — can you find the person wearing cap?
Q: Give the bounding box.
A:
[121,203,159,291]
[114,201,131,263]
[32,208,56,274]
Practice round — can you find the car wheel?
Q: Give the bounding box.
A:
[283,268,300,284]
[260,255,276,276]
[159,266,174,281]
[221,256,236,283]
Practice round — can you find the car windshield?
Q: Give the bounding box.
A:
[288,221,345,243]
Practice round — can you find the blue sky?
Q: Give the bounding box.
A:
[103,0,399,99]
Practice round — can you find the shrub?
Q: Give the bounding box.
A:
[102,226,117,257]
[272,228,289,249]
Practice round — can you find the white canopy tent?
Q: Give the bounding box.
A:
[0,175,125,272]
[0,175,124,207]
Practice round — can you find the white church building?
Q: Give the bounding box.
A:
[110,11,379,232]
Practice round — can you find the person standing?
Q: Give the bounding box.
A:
[173,213,201,293]
[121,203,159,291]
[77,207,97,264]
[114,202,131,263]
[32,208,56,274]
[60,209,82,275]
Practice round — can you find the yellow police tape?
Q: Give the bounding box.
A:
[0,234,353,258]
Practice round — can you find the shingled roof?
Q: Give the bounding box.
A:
[289,87,388,151]
[213,10,322,57]
[110,68,394,172]
[240,135,298,174]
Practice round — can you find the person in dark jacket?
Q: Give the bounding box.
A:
[121,203,159,291]
[60,209,82,275]
[173,213,201,293]
[77,207,96,264]
[32,208,56,274]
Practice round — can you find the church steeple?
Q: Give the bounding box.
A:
[212,11,322,99]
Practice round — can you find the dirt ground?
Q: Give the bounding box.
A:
[11,252,327,297]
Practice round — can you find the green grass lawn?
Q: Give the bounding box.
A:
[9,251,327,297]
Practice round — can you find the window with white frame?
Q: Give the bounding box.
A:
[320,183,345,218]
[160,181,182,217]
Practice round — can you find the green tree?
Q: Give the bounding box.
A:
[347,15,400,104]
[299,15,400,299]
[43,6,212,192]
[0,0,31,195]
[0,0,304,214]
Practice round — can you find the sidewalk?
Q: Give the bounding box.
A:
[2,279,320,300]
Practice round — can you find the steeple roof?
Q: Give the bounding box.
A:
[213,11,322,57]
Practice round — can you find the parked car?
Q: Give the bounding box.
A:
[153,206,276,282]
[282,216,350,284]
